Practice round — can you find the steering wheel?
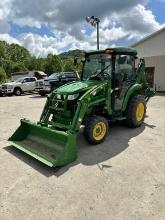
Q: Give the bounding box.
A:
[88,75,102,81]
[88,69,110,81]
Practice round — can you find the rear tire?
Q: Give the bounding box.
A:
[125,95,146,128]
[14,88,22,96]
[40,93,47,97]
[84,116,109,145]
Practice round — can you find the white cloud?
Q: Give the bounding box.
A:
[0,33,20,44]
[17,32,97,57]
[0,0,163,56]
[0,20,10,34]
[0,0,13,19]
[18,33,58,57]
[117,5,161,33]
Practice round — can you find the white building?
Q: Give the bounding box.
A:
[132,27,165,92]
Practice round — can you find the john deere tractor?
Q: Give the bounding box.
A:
[9,47,155,167]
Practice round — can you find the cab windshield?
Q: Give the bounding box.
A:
[82,53,112,80]
[15,78,24,83]
[48,73,61,80]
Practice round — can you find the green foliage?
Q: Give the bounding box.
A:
[0,41,31,63]
[24,56,46,72]
[44,54,63,75]
[1,59,28,77]
[0,40,84,78]
[60,49,85,59]
[0,41,31,77]
[63,57,82,73]
[2,59,15,77]
[9,44,31,62]
[0,67,7,83]
[12,62,28,73]
[0,41,10,60]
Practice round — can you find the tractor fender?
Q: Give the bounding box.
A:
[122,83,142,111]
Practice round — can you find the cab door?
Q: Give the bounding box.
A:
[113,54,135,111]
[21,78,30,91]
[28,77,37,91]
[22,77,36,91]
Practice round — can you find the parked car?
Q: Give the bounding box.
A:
[11,71,47,81]
[36,72,80,96]
[1,77,37,96]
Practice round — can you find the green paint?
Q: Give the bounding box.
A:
[56,81,98,94]
[9,48,155,167]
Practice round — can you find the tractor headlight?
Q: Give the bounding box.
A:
[68,93,79,100]
[56,94,61,99]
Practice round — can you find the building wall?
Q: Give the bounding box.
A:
[144,55,165,91]
[134,30,165,57]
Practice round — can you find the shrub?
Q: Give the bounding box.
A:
[0,67,7,83]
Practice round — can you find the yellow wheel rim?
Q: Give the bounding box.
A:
[93,122,107,141]
[136,103,145,122]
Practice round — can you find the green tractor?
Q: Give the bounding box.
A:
[9,47,155,167]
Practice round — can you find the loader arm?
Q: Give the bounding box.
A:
[136,58,147,87]
[135,58,155,102]
[71,82,109,132]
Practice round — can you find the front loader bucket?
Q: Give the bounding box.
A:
[8,119,77,167]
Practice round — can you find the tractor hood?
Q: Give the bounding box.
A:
[55,80,101,94]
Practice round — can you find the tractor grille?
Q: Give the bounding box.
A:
[52,96,65,110]
[51,94,78,115]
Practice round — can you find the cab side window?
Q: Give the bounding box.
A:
[23,78,29,83]
[115,55,134,86]
[29,78,36,82]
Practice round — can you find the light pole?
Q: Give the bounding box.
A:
[86,16,100,50]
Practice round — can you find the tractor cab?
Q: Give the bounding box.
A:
[82,48,138,111]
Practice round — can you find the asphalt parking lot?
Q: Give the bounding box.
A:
[0,94,165,220]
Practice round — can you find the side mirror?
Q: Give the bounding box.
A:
[81,57,86,63]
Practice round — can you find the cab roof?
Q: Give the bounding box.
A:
[85,47,137,56]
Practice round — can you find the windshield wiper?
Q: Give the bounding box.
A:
[89,63,111,79]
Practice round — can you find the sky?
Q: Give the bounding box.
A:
[0,0,164,57]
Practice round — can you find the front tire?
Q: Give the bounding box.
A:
[39,92,47,96]
[126,95,146,128]
[14,88,22,96]
[84,116,109,145]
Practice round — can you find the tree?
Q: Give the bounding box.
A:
[12,63,28,73]
[44,54,62,75]
[0,40,83,79]
[0,67,7,83]
[8,44,31,63]
[0,41,10,60]
[0,41,31,63]
[3,60,15,77]
[63,57,82,74]
[25,56,46,71]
